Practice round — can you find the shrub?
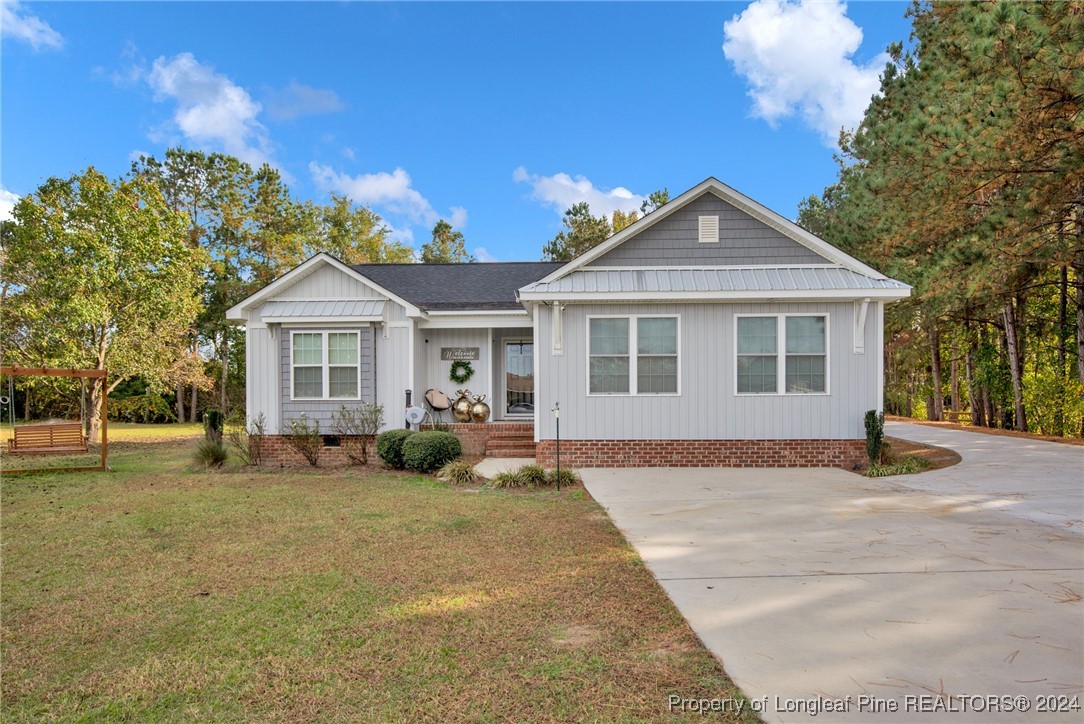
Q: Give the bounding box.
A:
[377,429,415,469]
[547,468,583,488]
[517,464,548,488]
[284,415,322,467]
[204,408,225,443]
[865,455,931,478]
[225,412,265,466]
[864,409,885,465]
[489,469,526,489]
[402,430,462,473]
[332,403,384,465]
[437,459,479,485]
[194,439,228,469]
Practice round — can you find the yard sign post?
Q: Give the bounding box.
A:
[552,401,560,491]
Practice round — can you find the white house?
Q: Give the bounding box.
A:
[226,178,910,467]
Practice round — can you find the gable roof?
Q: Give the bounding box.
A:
[535,177,889,284]
[226,253,424,321]
[352,262,563,311]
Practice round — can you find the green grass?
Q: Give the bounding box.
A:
[1,436,753,721]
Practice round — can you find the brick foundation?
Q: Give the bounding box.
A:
[535,439,866,469]
[251,435,378,467]
[252,422,536,466]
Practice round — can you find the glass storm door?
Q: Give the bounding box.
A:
[504,341,534,416]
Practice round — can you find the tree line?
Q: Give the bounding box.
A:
[798,1,1083,435]
[0,150,472,435]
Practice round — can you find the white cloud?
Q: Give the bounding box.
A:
[448,206,468,230]
[0,187,19,222]
[513,166,645,217]
[147,52,276,169]
[473,247,498,263]
[263,82,345,121]
[722,0,887,146]
[1,1,63,51]
[128,149,152,163]
[310,163,465,244]
[341,146,356,161]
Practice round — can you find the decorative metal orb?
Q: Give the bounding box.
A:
[469,394,490,423]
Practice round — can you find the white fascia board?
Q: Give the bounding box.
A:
[517,288,912,303]
[533,177,891,285]
[417,313,532,329]
[225,252,424,321]
[261,316,384,324]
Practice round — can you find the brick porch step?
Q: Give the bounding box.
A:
[486,447,538,458]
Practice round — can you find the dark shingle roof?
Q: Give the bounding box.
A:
[351,262,564,311]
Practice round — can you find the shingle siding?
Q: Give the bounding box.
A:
[587,192,827,267]
[279,325,377,430]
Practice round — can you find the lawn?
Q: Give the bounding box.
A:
[1,433,753,721]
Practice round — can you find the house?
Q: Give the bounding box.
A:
[226,178,910,467]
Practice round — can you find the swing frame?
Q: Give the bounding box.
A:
[1,367,109,474]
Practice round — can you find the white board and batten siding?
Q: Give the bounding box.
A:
[534,301,881,441]
[246,324,282,434]
[267,264,388,301]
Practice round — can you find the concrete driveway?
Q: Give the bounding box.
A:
[582,429,1083,722]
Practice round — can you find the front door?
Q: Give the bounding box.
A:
[504,341,534,417]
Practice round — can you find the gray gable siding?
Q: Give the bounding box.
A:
[586,192,828,267]
[280,326,376,431]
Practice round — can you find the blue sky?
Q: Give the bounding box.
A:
[2,1,912,261]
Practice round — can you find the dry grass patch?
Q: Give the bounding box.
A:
[2,436,755,721]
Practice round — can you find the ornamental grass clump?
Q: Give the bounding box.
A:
[436,459,479,485]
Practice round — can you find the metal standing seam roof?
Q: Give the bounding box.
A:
[260,299,386,319]
[518,267,911,295]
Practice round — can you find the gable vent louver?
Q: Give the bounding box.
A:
[699,215,719,244]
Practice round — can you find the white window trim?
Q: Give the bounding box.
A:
[586,314,681,397]
[289,330,363,401]
[733,313,830,396]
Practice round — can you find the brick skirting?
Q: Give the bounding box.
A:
[251,434,377,467]
[535,439,866,469]
[252,422,536,466]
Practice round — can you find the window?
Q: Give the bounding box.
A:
[291,331,361,400]
[589,316,678,395]
[736,315,827,395]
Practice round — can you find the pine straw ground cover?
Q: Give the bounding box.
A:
[2,435,754,722]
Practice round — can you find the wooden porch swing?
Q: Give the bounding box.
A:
[1,367,109,473]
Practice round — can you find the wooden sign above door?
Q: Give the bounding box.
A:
[440,347,479,361]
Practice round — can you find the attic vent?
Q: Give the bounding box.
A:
[698,215,719,244]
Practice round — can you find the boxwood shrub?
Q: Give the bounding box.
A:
[376,428,415,469]
[402,430,462,473]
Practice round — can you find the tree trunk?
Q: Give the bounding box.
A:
[1003,299,1027,432]
[1076,262,1084,387]
[950,337,960,414]
[219,332,229,413]
[87,377,102,442]
[23,386,30,421]
[190,382,198,423]
[176,383,185,423]
[928,323,943,421]
[965,320,983,427]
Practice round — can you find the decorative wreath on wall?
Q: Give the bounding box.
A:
[449,360,475,385]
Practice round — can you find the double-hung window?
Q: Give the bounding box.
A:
[588,316,678,395]
[291,331,360,400]
[736,315,827,394]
